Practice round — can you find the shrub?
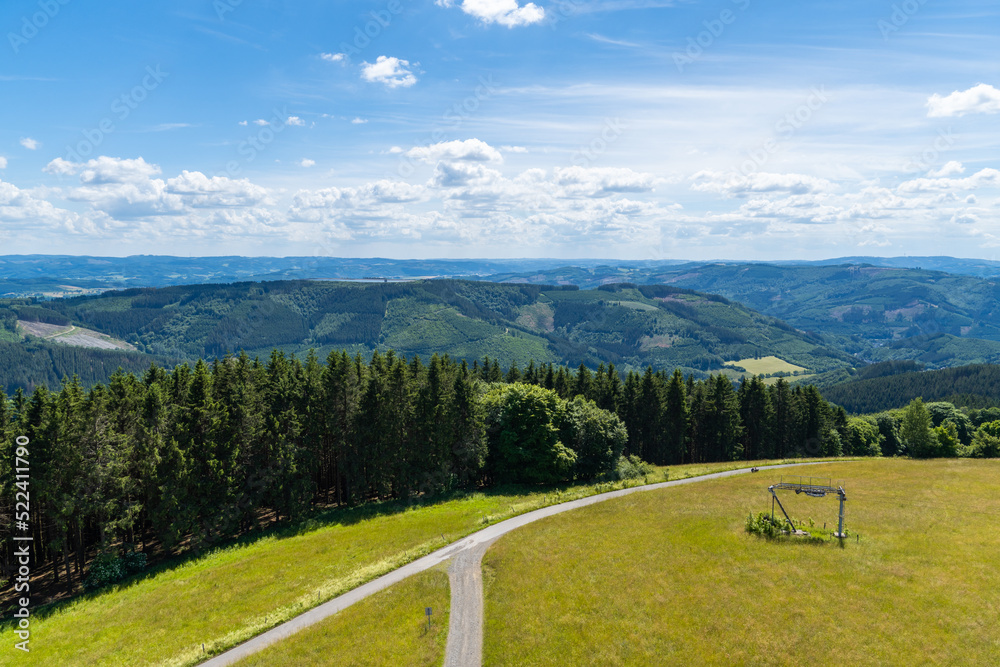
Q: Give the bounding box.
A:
[83,547,148,591]
[601,454,656,481]
[745,511,785,539]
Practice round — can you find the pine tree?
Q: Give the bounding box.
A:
[663,369,689,464]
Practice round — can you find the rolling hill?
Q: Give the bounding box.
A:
[0,279,853,390]
[485,263,1000,368]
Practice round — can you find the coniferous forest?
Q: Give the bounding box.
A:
[0,348,866,597]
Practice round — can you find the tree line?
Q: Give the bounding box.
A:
[476,358,877,463]
[1,350,855,598]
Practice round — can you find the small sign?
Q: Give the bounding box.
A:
[425,607,432,616]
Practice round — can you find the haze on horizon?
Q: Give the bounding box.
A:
[0,0,998,261]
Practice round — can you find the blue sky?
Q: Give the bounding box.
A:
[1,0,998,260]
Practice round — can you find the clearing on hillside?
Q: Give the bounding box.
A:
[483,459,1000,666]
[724,355,808,376]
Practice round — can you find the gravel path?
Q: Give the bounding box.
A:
[201,461,837,666]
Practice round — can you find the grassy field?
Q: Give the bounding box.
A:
[483,458,1000,665]
[0,459,830,666]
[724,355,807,375]
[234,568,450,667]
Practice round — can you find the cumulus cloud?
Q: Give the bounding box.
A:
[320,52,346,63]
[927,83,1000,117]
[44,156,271,221]
[951,210,979,225]
[361,56,417,89]
[431,161,504,188]
[436,0,545,27]
[927,161,965,178]
[20,138,40,150]
[286,116,306,127]
[351,117,368,124]
[554,166,658,197]
[690,171,834,197]
[407,139,503,164]
[897,168,1000,194]
[164,171,270,208]
[299,158,316,168]
[45,156,162,184]
[0,177,84,231]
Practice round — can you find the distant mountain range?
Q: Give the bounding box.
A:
[4,255,1000,391]
[0,279,854,392]
[3,255,1000,298]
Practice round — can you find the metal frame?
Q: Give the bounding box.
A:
[768,476,847,538]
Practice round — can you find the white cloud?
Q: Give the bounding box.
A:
[0,157,6,169]
[432,161,504,188]
[500,145,528,153]
[320,52,346,63]
[45,156,272,222]
[351,117,368,124]
[927,161,965,178]
[927,83,1000,118]
[554,166,658,197]
[361,56,417,88]
[407,139,503,164]
[165,171,270,208]
[299,158,316,168]
[286,116,305,127]
[951,211,979,225]
[436,0,545,27]
[238,120,248,126]
[45,156,162,184]
[20,138,39,150]
[253,119,269,126]
[897,168,1000,194]
[0,176,85,231]
[690,171,834,197]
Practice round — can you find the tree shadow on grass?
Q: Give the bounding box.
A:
[1,481,561,626]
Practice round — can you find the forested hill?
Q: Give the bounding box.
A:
[486,263,1000,369]
[821,364,1000,414]
[0,280,852,391]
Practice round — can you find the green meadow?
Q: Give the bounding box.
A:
[483,459,1000,665]
[1,459,829,666]
[234,568,450,667]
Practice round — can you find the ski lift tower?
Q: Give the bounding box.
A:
[768,476,847,538]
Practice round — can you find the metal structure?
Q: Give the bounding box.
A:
[768,476,847,538]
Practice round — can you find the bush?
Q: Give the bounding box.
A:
[602,454,656,481]
[745,511,785,539]
[83,547,148,591]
